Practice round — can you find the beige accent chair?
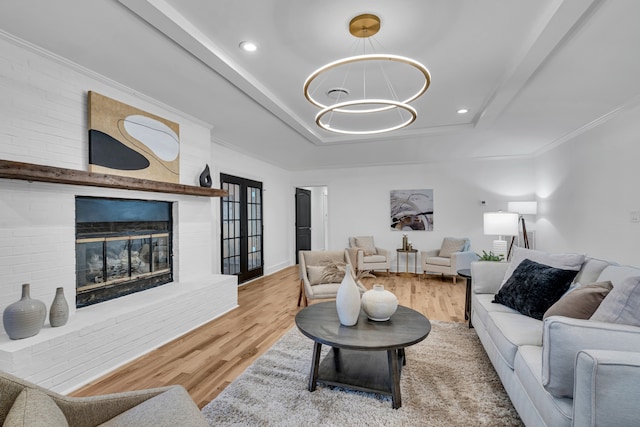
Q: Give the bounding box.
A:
[347,236,390,276]
[0,370,208,426]
[421,237,479,283]
[298,250,366,307]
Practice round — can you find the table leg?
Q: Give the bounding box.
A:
[413,253,417,275]
[387,349,402,409]
[309,341,322,391]
[405,253,409,275]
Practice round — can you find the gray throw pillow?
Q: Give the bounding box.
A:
[590,276,640,327]
[543,281,613,320]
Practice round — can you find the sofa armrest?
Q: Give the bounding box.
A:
[542,316,640,398]
[470,261,508,294]
[574,349,640,427]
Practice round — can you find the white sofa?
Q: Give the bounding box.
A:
[471,255,640,427]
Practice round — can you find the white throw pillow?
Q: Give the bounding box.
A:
[306,266,324,285]
[500,246,586,288]
[355,236,377,256]
[439,238,466,258]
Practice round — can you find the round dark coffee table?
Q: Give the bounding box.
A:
[295,301,431,409]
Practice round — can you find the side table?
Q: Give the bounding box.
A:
[457,268,473,328]
[396,248,418,276]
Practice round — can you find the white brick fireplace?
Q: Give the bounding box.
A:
[0,33,238,393]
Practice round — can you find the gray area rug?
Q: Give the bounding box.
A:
[201,321,523,426]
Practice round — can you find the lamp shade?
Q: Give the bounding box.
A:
[507,201,538,215]
[483,212,519,236]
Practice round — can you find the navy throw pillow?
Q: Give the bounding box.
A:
[493,258,579,320]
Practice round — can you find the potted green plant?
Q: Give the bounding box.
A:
[476,250,505,262]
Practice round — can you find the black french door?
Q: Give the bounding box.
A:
[220,174,263,284]
[295,188,312,264]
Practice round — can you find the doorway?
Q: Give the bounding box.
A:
[295,186,329,263]
[220,174,263,284]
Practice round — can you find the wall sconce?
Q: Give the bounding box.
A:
[483,212,519,260]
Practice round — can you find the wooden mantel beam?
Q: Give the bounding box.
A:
[0,159,227,197]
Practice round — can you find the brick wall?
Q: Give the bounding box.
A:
[0,32,237,392]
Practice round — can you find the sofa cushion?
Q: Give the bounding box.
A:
[472,294,519,327]
[543,281,613,320]
[363,254,387,263]
[4,388,69,427]
[307,283,341,299]
[494,259,579,320]
[500,247,585,288]
[354,236,377,255]
[573,257,612,286]
[591,276,640,327]
[486,312,543,369]
[438,237,466,257]
[514,345,573,427]
[425,256,451,267]
[98,386,207,427]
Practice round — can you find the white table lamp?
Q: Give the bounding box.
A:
[483,212,519,260]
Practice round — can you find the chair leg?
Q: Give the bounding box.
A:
[297,279,305,307]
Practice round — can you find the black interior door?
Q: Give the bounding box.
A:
[221,174,263,284]
[295,188,312,263]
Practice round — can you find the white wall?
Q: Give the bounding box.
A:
[535,102,640,265]
[293,158,536,270]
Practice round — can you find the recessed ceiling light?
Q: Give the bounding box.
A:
[239,41,257,52]
[457,108,469,114]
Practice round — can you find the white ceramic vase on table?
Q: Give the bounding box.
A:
[336,264,361,326]
[361,284,398,321]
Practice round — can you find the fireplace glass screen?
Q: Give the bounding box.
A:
[75,197,172,307]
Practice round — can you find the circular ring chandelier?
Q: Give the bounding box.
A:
[303,54,431,114]
[303,14,431,135]
[315,99,417,135]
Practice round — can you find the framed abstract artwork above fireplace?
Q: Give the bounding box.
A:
[88,91,180,184]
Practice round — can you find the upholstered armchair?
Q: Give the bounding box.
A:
[298,250,366,307]
[347,236,390,276]
[421,237,479,283]
[0,370,208,426]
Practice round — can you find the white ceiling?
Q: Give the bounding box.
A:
[1,0,639,170]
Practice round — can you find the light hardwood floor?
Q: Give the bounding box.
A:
[71,267,466,408]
